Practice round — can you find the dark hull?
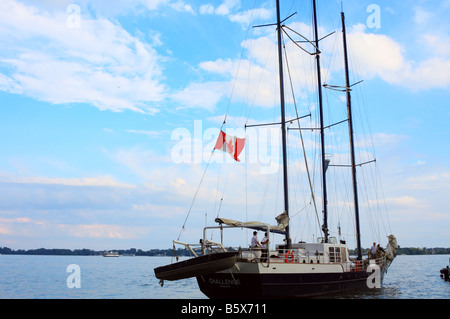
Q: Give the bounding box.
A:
[197,269,375,298]
[154,252,238,281]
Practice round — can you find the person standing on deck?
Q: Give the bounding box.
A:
[261,232,269,262]
[370,242,378,259]
[251,231,261,249]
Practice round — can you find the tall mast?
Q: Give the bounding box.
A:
[341,11,362,260]
[312,0,329,242]
[275,0,291,248]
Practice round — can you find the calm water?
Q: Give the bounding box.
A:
[0,254,448,299]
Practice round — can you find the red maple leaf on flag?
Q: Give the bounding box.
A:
[226,138,234,155]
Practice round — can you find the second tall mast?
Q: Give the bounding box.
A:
[341,11,362,260]
[275,0,291,248]
[312,0,329,243]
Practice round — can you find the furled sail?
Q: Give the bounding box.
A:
[385,234,398,262]
[215,212,289,234]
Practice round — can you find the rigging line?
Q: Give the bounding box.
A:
[348,43,391,239]
[216,157,233,219]
[374,160,392,234]
[366,158,386,239]
[245,34,276,126]
[177,151,214,241]
[222,0,258,128]
[216,196,224,220]
[281,25,320,56]
[289,202,312,219]
[359,161,379,241]
[245,126,248,223]
[213,158,223,218]
[341,34,390,242]
[322,28,339,87]
[283,37,321,232]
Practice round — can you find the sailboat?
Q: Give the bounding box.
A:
[154,0,398,298]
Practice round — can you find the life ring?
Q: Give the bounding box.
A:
[284,250,295,263]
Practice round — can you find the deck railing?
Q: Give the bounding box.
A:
[172,239,388,273]
[237,247,388,272]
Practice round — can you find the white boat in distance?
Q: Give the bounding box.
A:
[103,251,119,257]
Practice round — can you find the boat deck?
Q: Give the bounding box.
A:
[236,246,388,272]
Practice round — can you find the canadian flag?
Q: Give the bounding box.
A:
[214,130,245,162]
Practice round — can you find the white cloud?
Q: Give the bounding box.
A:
[413,7,432,25]
[126,129,162,137]
[199,1,272,28]
[171,81,230,111]
[139,0,170,11]
[199,4,214,15]
[180,55,277,110]
[348,24,450,90]
[0,0,167,114]
[0,73,21,93]
[347,25,405,80]
[215,0,240,16]
[0,174,136,188]
[385,196,425,209]
[59,223,143,239]
[405,172,450,191]
[228,7,272,27]
[423,34,450,57]
[170,0,195,14]
[182,22,326,111]
[0,168,187,247]
[175,16,450,113]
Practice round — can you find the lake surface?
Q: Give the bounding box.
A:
[0,254,449,299]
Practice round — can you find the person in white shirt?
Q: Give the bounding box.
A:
[261,233,269,249]
[370,242,377,259]
[261,232,269,262]
[251,231,261,249]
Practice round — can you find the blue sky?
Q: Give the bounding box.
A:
[0,0,449,250]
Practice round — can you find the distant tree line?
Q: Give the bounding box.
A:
[397,247,450,255]
[348,246,450,256]
[1,246,449,257]
[0,247,190,256]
